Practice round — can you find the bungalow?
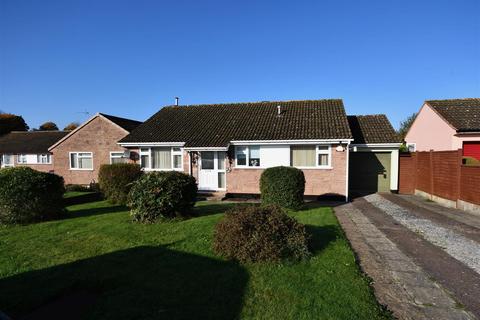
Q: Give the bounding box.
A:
[405,98,480,159]
[0,131,69,171]
[119,99,401,199]
[48,113,142,185]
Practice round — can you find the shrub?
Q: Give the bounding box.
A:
[260,166,305,210]
[0,167,65,224]
[65,184,90,192]
[128,171,198,223]
[98,163,142,204]
[213,205,310,263]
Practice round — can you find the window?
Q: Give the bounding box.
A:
[173,148,182,169]
[201,151,215,169]
[18,154,27,164]
[151,147,171,169]
[110,152,126,164]
[291,145,316,167]
[1,154,14,167]
[406,143,416,152]
[236,146,247,166]
[37,154,51,164]
[291,145,331,168]
[139,147,183,171]
[140,148,150,168]
[217,151,225,170]
[249,146,260,166]
[235,146,261,167]
[317,146,330,167]
[70,152,93,170]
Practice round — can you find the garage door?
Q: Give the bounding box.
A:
[349,152,391,195]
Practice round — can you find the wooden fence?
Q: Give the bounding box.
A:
[399,150,480,211]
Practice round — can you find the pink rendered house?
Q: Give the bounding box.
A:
[405,99,480,159]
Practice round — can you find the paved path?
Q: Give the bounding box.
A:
[335,197,477,320]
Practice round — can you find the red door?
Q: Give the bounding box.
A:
[463,142,480,160]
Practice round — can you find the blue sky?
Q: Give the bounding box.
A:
[1,0,479,130]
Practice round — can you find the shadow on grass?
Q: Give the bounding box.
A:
[193,202,246,217]
[0,245,249,320]
[63,192,103,206]
[65,204,128,219]
[305,224,342,255]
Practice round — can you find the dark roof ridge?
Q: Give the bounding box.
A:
[162,98,344,109]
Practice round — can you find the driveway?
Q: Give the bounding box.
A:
[335,193,480,320]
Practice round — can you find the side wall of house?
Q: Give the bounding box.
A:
[51,117,128,185]
[405,103,456,151]
[4,154,55,172]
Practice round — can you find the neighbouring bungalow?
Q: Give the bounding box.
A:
[119,99,401,199]
[405,98,480,160]
[48,113,142,185]
[0,131,69,172]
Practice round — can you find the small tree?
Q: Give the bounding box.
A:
[63,122,80,131]
[39,121,59,131]
[398,113,417,140]
[0,113,29,135]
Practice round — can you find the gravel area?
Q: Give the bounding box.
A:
[365,194,480,275]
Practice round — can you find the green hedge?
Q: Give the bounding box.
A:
[260,166,305,210]
[0,167,65,224]
[213,205,310,263]
[98,163,143,205]
[128,171,198,223]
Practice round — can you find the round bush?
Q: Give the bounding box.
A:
[213,205,310,263]
[0,167,65,224]
[98,163,142,204]
[128,171,198,223]
[260,166,305,210]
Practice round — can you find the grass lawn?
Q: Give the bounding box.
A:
[0,194,391,320]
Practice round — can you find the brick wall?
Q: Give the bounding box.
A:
[226,144,347,196]
[399,149,480,207]
[50,116,129,185]
[9,155,55,173]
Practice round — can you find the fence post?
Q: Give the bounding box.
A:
[429,150,434,200]
[456,149,463,208]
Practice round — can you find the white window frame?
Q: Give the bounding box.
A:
[140,147,183,171]
[69,152,93,170]
[292,145,332,169]
[235,145,261,168]
[406,143,416,152]
[1,154,14,168]
[316,145,332,168]
[110,151,125,164]
[37,154,52,164]
[17,154,27,164]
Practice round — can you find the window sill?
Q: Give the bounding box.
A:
[69,168,94,171]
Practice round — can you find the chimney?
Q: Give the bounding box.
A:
[175,97,179,106]
[277,105,281,115]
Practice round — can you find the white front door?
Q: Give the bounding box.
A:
[198,151,226,191]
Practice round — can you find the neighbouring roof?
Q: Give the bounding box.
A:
[99,113,142,132]
[347,114,401,144]
[0,131,69,154]
[426,98,480,132]
[49,113,142,151]
[120,99,353,147]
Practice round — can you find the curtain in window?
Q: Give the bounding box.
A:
[151,147,171,169]
[291,145,316,167]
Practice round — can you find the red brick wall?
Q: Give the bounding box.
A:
[399,149,480,206]
[460,166,480,205]
[226,144,347,196]
[50,116,129,185]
